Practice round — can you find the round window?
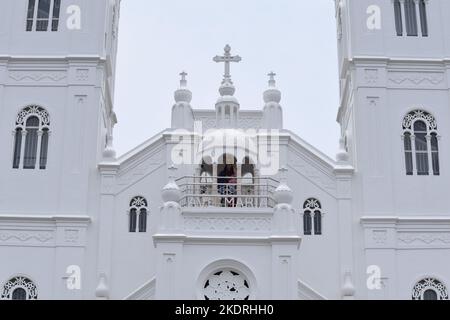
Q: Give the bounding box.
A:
[203,269,250,300]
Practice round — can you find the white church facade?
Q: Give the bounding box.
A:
[0,0,450,300]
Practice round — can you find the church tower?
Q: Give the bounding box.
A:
[335,0,450,299]
[0,0,121,299]
[335,0,450,215]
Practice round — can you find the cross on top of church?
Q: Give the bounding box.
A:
[213,45,242,82]
[179,71,188,87]
[268,71,277,87]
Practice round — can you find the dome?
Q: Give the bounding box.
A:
[273,183,293,204]
[219,81,236,97]
[161,180,181,203]
[174,88,192,103]
[263,88,281,104]
[197,129,258,164]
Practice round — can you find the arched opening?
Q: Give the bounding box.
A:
[128,196,148,233]
[412,278,448,300]
[423,289,438,301]
[13,105,50,170]
[402,110,439,176]
[1,277,38,300]
[12,288,27,300]
[217,154,237,207]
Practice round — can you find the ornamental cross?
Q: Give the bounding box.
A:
[213,45,242,81]
[179,71,188,87]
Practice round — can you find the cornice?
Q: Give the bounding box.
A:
[0,214,91,224]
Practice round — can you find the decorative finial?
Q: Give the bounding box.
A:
[274,168,293,205]
[268,71,276,87]
[168,165,178,180]
[263,71,281,104]
[174,71,192,103]
[336,137,349,163]
[179,71,188,88]
[162,165,181,203]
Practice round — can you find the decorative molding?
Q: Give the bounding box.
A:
[365,69,378,84]
[16,105,50,127]
[75,69,89,81]
[9,70,67,82]
[64,230,80,243]
[388,72,444,86]
[398,232,450,245]
[372,230,388,245]
[184,217,272,232]
[0,230,54,244]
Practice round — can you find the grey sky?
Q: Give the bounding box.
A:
[114,0,340,158]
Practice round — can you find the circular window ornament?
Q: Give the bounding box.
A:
[203,269,250,300]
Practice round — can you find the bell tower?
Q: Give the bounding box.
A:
[0,0,122,298]
[0,0,121,213]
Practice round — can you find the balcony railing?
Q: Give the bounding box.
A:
[176,176,279,208]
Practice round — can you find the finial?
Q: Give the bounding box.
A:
[336,137,349,163]
[179,71,188,88]
[279,167,288,182]
[174,72,192,103]
[162,165,181,203]
[268,71,277,87]
[168,165,178,180]
[274,168,293,205]
[263,71,281,104]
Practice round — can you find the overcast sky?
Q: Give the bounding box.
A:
[114,0,340,158]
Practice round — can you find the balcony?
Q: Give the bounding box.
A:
[176,176,279,209]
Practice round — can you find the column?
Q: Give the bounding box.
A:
[35,130,43,170]
[414,0,421,36]
[96,164,119,299]
[426,135,433,175]
[19,130,27,169]
[399,0,407,36]
[411,135,417,175]
[335,167,355,299]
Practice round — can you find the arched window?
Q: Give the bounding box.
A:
[412,278,448,300]
[419,0,428,36]
[303,198,323,236]
[129,196,148,233]
[303,212,312,235]
[404,0,418,36]
[1,277,38,300]
[402,110,439,176]
[26,0,61,32]
[393,0,403,36]
[13,106,50,170]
